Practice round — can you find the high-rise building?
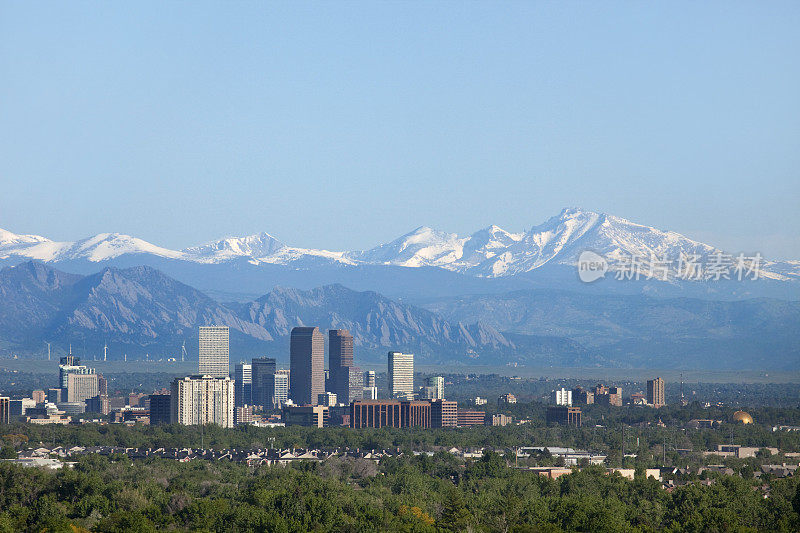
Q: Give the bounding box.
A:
[252,358,277,409]
[431,399,457,427]
[274,370,290,407]
[149,394,171,425]
[66,373,99,403]
[552,388,572,406]
[170,375,235,428]
[234,362,252,407]
[328,329,353,399]
[647,378,665,408]
[345,366,363,403]
[59,355,96,402]
[388,352,414,400]
[198,326,230,378]
[0,397,9,424]
[363,370,376,388]
[290,327,324,405]
[32,390,46,404]
[423,376,444,399]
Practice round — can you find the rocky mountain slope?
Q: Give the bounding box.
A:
[0,262,586,365]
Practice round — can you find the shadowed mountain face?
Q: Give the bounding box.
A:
[419,289,800,369]
[0,262,587,365]
[0,261,796,369]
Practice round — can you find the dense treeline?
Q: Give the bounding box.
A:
[0,450,798,532]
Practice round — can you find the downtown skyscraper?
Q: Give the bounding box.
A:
[199,326,229,378]
[388,351,414,400]
[234,362,252,407]
[252,357,277,409]
[328,329,362,404]
[289,327,324,405]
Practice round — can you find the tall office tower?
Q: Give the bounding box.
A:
[388,352,414,400]
[647,378,666,408]
[170,375,235,428]
[234,362,252,407]
[251,357,277,409]
[198,326,229,378]
[149,394,171,425]
[552,388,572,406]
[424,376,445,399]
[290,327,324,405]
[59,355,95,395]
[66,373,99,403]
[346,366,363,403]
[328,329,354,401]
[0,397,9,424]
[274,370,290,407]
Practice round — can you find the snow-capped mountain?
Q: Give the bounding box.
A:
[183,232,286,263]
[0,231,185,263]
[1,208,797,284]
[468,208,722,278]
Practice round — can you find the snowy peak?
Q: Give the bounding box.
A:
[0,227,51,248]
[183,232,286,263]
[0,231,184,262]
[354,226,466,267]
[1,209,796,282]
[67,233,186,262]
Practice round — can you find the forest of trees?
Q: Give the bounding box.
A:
[0,449,798,532]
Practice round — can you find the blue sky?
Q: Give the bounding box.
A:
[1,2,798,258]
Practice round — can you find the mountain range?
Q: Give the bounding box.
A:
[2,208,798,301]
[1,261,797,370]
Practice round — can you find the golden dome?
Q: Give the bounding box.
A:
[732,411,753,424]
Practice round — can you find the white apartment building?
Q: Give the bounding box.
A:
[170,375,235,428]
[199,326,230,378]
[552,387,572,406]
[388,351,414,401]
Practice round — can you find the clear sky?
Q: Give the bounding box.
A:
[1,2,798,258]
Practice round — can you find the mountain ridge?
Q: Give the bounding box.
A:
[3,208,797,282]
[0,261,797,369]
